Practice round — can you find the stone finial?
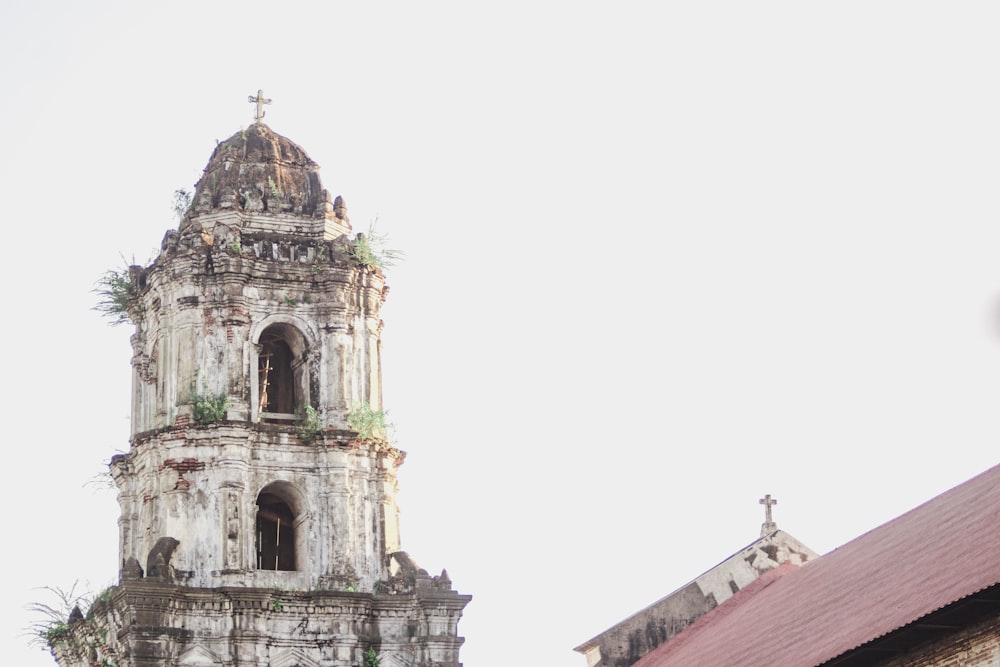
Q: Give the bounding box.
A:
[318,189,335,215]
[435,569,452,590]
[333,195,348,221]
[759,494,778,537]
[122,556,145,581]
[68,605,84,624]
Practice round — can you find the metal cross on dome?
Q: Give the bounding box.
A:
[248,89,272,123]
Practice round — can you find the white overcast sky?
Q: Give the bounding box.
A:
[3,2,1000,666]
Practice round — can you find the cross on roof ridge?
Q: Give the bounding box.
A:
[759,494,778,537]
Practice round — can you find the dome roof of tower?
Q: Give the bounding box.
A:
[187,122,330,222]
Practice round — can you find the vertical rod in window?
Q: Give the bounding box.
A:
[275,517,281,570]
[259,353,273,412]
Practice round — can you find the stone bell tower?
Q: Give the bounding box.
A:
[52,95,470,667]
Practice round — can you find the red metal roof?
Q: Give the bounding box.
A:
[633,462,1000,667]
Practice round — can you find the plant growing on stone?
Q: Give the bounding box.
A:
[297,405,322,444]
[25,583,87,650]
[348,234,377,268]
[347,402,393,443]
[172,188,192,221]
[363,648,381,667]
[93,259,137,326]
[310,244,329,273]
[190,387,228,425]
[348,220,402,270]
[280,293,311,306]
[85,463,118,493]
[91,586,113,609]
[267,176,282,204]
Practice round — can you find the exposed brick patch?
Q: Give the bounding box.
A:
[162,458,206,473]
[161,458,205,492]
[880,614,1000,667]
[162,431,187,444]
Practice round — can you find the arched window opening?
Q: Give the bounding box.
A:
[256,320,312,424]
[256,491,296,571]
[259,332,296,421]
[251,319,312,425]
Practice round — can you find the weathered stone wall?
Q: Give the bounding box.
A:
[52,579,470,667]
[115,203,403,591]
[130,223,386,436]
[111,425,403,591]
[577,530,817,667]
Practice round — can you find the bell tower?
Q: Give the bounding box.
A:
[52,100,470,667]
